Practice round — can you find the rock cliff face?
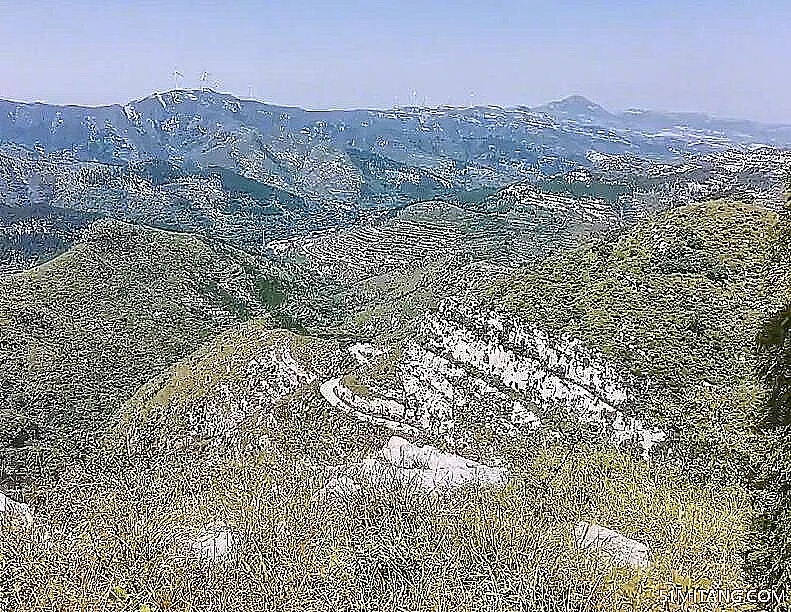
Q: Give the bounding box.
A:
[422,300,665,457]
[424,299,629,413]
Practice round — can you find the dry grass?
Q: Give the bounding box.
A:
[2,388,753,612]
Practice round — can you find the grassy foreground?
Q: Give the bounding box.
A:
[3,407,750,611]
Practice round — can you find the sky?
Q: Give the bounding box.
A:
[0,0,789,122]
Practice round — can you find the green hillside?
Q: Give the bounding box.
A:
[282,189,623,339]
[0,218,333,487]
[488,200,788,479]
[3,199,784,611]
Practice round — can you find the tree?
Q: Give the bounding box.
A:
[757,177,791,426]
[757,306,791,426]
[748,174,791,602]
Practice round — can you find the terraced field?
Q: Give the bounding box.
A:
[276,188,623,299]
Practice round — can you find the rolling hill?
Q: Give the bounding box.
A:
[0,217,340,490]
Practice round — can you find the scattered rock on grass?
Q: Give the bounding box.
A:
[311,436,508,502]
[348,343,386,366]
[381,436,508,489]
[190,522,236,561]
[573,521,651,569]
[510,400,542,430]
[0,490,33,528]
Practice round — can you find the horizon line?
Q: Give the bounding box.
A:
[0,89,786,126]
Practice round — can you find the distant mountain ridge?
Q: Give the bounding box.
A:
[2,90,790,276]
[2,90,790,183]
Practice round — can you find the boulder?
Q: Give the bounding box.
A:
[0,490,33,528]
[381,436,508,490]
[573,521,651,569]
[190,522,236,561]
[311,436,508,502]
[310,475,361,503]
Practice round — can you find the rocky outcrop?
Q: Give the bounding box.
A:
[189,522,237,562]
[424,299,628,417]
[381,436,507,489]
[422,299,665,458]
[311,436,507,502]
[318,298,664,458]
[0,490,33,528]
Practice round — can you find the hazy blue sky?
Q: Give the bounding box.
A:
[0,0,789,122]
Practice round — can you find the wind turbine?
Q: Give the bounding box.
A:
[200,71,211,91]
[173,70,184,90]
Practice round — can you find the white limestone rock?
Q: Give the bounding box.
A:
[348,343,386,366]
[380,436,508,490]
[611,413,667,460]
[180,343,317,450]
[190,523,236,561]
[573,521,651,569]
[400,344,464,436]
[311,437,508,502]
[0,491,33,528]
[423,299,666,457]
[510,401,541,430]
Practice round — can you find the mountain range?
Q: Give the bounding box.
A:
[6,92,791,168]
[2,90,790,276]
[1,91,790,610]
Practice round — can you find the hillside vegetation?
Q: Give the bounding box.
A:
[748,182,791,596]
[0,218,336,488]
[2,199,785,610]
[488,200,788,479]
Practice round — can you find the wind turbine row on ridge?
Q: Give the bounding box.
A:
[169,69,222,92]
